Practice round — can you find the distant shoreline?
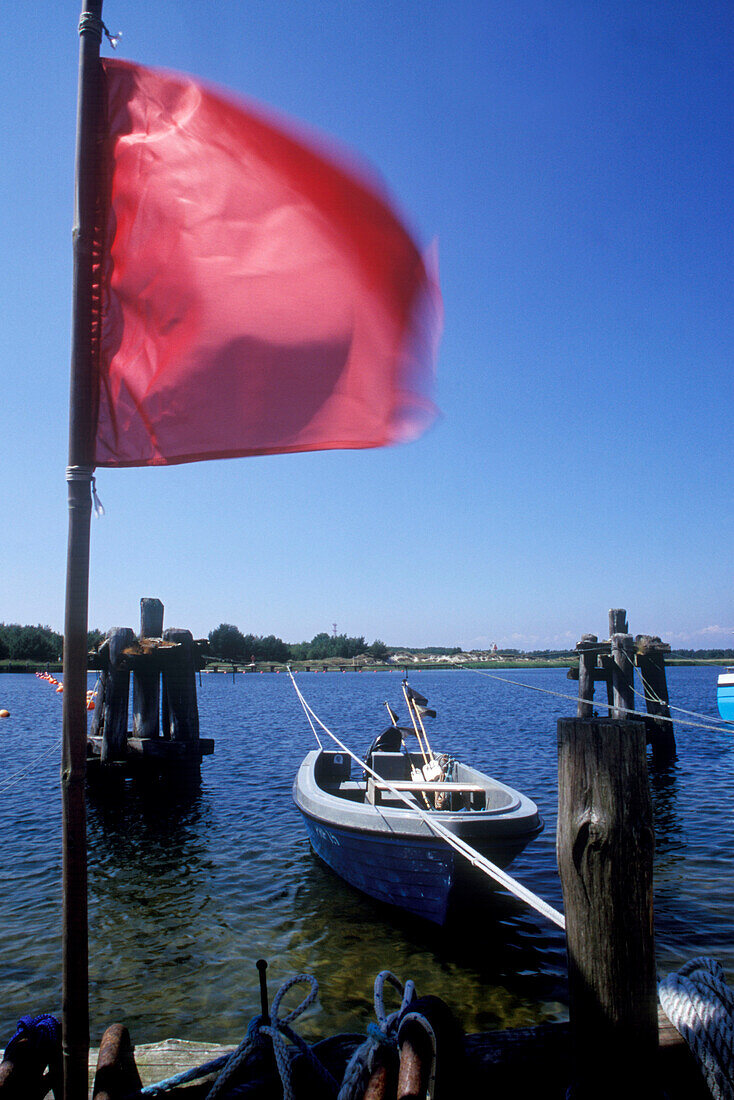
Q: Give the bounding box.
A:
[2,656,730,675]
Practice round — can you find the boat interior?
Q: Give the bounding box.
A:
[313,746,516,813]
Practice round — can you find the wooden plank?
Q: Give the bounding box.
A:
[371,781,487,793]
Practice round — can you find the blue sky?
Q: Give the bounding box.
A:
[1,1,732,650]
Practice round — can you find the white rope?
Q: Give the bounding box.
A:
[0,739,61,794]
[288,670,566,930]
[463,666,731,736]
[659,957,734,1100]
[337,971,415,1100]
[621,648,732,730]
[205,975,321,1100]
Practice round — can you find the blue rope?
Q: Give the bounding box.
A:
[4,1014,61,1062]
[136,1052,232,1095]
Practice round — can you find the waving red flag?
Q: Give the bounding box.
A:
[95,59,440,467]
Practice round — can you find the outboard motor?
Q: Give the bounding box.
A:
[365,725,404,772]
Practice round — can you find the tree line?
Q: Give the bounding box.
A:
[0,623,104,662]
[207,624,389,663]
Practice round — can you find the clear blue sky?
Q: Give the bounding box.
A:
[1,1,732,650]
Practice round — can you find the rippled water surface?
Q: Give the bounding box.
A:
[0,666,731,1046]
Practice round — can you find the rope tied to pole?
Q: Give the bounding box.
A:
[78,11,121,47]
[659,957,734,1100]
[66,465,105,516]
[136,975,337,1100]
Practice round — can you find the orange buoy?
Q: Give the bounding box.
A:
[0,709,9,718]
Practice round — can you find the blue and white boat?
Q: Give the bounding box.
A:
[292,682,543,925]
[717,669,734,722]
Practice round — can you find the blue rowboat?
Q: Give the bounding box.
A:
[717,669,734,722]
[292,692,544,925]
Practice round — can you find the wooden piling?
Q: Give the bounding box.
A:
[132,600,163,740]
[162,629,200,742]
[100,628,135,763]
[139,597,164,638]
[610,632,635,718]
[576,635,598,719]
[557,718,659,1099]
[636,635,676,763]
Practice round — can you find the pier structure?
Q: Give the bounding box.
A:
[569,607,675,762]
[87,598,214,771]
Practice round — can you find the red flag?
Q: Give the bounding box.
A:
[95,59,440,467]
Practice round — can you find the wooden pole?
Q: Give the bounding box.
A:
[62,2,104,1095]
[610,632,635,718]
[636,635,676,763]
[140,597,164,638]
[576,634,598,719]
[133,600,164,738]
[101,628,135,761]
[162,629,200,742]
[557,718,659,1099]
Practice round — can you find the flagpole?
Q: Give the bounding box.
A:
[62,2,104,1096]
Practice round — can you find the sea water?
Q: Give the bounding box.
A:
[0,666,731,1046]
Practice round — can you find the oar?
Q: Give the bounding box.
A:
[402,680,430,766]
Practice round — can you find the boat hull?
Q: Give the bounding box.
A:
[293,749,543,925]
[718,671,734,722]
[301,810,455,924]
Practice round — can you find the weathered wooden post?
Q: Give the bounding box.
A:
[162,628,200,742]
[100,628,136,763]
[132,598,164,739]
[610,632,635,718]
[576,634,598,718]
[608,609,634,719]
[557,717,659,1098]
[636,635,676,763]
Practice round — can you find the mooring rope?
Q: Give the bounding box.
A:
[659,957,734,1100]
[288,670,566,930]
[135,975,337,1100]
[463,666,731,736]
[618,647,732,730]
[0,739,62,795]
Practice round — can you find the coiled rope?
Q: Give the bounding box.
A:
[659,957,734,1100]
[337,971,415,1100]
[288,670,566,930]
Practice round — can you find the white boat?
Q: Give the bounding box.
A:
[292,681,543,925]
